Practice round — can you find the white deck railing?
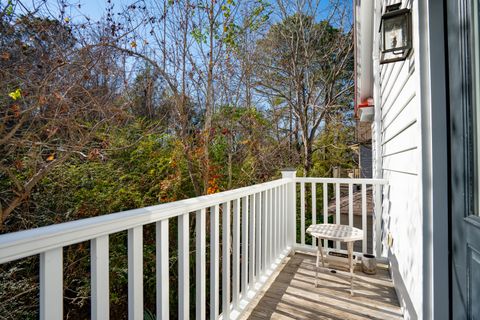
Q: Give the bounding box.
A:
[294,177,388,257]
[0,171,387,320]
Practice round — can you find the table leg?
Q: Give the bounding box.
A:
[347,242,354,295]
[318,240,325,268]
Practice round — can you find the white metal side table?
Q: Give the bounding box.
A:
[306,223,363,295]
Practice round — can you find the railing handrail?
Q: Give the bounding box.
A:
[0,178,290,264]
[295,177,388,184]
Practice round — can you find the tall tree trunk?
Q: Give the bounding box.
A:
[302,137,313,177]
[179,0,201,196]
[203,0,215,194]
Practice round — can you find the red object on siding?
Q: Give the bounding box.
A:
[355,98,374,118]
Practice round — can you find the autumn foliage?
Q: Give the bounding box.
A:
[0,0,354,318]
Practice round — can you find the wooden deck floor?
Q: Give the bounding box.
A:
[246,253,403,320]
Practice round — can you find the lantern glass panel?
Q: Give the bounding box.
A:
[383,15,408,51]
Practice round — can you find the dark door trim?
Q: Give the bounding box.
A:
[446,0,480,318]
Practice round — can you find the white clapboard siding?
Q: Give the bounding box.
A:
[376,6,422,316]
[382,149,419,175]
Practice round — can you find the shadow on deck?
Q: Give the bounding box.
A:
[246,253,403,320]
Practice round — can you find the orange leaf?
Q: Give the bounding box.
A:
[88,148,100,160]
[14,160,23,170]
[0,52,10,61]
[38,95,47,104]
[46,154,55,161]
[10,104,20,118]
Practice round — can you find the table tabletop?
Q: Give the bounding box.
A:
[306,224,363,242]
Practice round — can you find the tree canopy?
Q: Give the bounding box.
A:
[0,0,356,318]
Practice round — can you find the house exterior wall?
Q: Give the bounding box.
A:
[372,0,423,318]
[359,144,372,178]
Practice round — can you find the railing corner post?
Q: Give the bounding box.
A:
[373,183,383,258]
[281,169,297,253]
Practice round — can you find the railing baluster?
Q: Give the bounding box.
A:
[323,182,328,251]
[210,205,220,319]
[278,186,281,252]
[280,186,283,251]
[241,196,249,296]
[300,182,305,245]
[91,235,109,320]
[178,214,189,319]
[323,183,328,224]
[292,179,297,248]
[336,183,341,249]
[273,187,277,258]
[275,187,282,258]
[278,186,281,254]
[312,183,316,247]
[222,202,231,320]
[40,248,63,320]
[128,226,143,320]
[279,186,282,253]
[156,220,169,320]
[196,210,206,320]
[285,184,288,250]
[249,194,255,285]
[374,184,383,257]
[232,200,240,310]
[261,191,267,275]
[283,185,286,249]
[348,183,354,227]
[362,184,367,253]
[270,187,274,263]
[282,185,286,250]
[255,193,261,279]
[267,188,272,267]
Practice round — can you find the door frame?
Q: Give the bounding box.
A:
[416,0,450,318]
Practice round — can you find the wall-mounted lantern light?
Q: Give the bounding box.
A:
[380,4,412,64]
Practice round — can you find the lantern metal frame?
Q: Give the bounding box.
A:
[379,6,412,64]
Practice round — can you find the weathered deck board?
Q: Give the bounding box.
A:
[246,253,403,320]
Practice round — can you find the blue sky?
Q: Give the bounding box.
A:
[5,0,121,22]
[72,1,107,20]
[8,0,351,26]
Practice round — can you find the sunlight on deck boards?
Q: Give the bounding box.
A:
[246,253,403,320]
